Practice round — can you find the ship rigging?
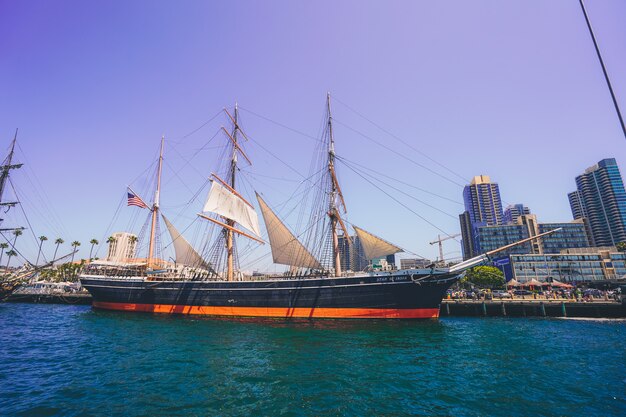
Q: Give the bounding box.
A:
[80,95,558,319]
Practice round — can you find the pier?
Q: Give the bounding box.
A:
[440,299,626,318]
[5,292,92,305]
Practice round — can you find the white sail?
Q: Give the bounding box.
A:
[203,181,261,237]
[162,214,208,268]
[256,193,322,270]
[353,226,403,260]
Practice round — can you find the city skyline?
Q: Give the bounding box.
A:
[1,0,626,267]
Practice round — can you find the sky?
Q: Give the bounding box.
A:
[0,0,625,268]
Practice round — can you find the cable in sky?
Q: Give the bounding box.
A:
[333,118,465,187]
[579,0,626,142]
[333,95,469,182]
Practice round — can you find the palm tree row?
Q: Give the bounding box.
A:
[1,232,103,269]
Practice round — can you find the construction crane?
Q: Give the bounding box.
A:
[429,233,461,264]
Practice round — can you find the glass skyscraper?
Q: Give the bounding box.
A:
[568,191,586,220]
[569,158,626,246]
[462,175,503,226]
[503,204,531,224]
[459,175,503,259]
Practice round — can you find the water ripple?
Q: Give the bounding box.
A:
[0,304,624,416]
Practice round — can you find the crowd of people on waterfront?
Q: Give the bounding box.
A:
[446,287,622,302]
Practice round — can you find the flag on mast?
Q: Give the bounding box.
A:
[127,190,149,209]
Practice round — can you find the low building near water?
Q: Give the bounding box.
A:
[476,215,590,257]
[505,247,626,284]
[399,257,432,270]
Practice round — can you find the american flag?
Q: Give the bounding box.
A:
[127,192,149,209]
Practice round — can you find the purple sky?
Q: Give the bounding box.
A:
[1,0,625,267]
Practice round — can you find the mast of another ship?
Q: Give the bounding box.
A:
[147,136,164,269]
[0,130,21,206]
[0,129,23,230]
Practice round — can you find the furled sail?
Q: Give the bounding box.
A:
[162,214,209,269]
[203,181,261,237]
[353,226,403,260]
[256,193,322,269]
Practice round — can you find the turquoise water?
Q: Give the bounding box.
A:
[0,303,624,416]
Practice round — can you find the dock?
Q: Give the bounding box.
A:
[440,299,626,318]
[5,292,93,305]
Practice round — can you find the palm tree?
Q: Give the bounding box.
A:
[53,238,64,261]
[0,243,8,266]
[36,235,48,266]
[89,239,99,260]
[12,228,23,248]
[129,235,138,258]
[106,236,117,260]
[6,249,17,268]
[70,241,81,263]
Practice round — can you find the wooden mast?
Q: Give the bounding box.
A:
[327,93,342,277]
[0,129,21,205]
[0,129,24,231]
[148,136,164,268]
[226,104,239,281]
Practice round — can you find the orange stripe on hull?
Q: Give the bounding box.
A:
[92,301,440,319]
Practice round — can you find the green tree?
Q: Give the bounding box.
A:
[617,242,626,252]
[5,249,17,268]
[12,228,23,248]
[89,239,99,260]
[0,243,8,266]
[128,236,138,257]
[57,260,83,282]
[105,236,117,260]
[36,235,48,266]
[70,241,81,263]
[53,238,64,261]
[461,265,505,289]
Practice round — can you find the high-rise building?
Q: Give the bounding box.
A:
[459,211,476,261]
[570,158,626,246]
[462,175,503,226]
[107,232,138,262]
[459,175,504,259]
[338,235,352,271]
[568,191,586,220]
[503,204,531,224]
[338,234,368,272]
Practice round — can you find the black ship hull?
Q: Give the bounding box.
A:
[80,270,459,319]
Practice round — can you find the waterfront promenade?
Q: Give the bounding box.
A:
[441,298,626,318]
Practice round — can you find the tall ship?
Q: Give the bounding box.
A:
[0,130,44,300]
[80,96,553,319]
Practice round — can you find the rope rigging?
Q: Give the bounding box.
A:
[332,95,469,183]
[98,97,473,274]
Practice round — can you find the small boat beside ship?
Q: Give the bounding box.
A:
[80,96,555,319]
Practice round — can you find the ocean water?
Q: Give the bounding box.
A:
[0,303,624,416]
